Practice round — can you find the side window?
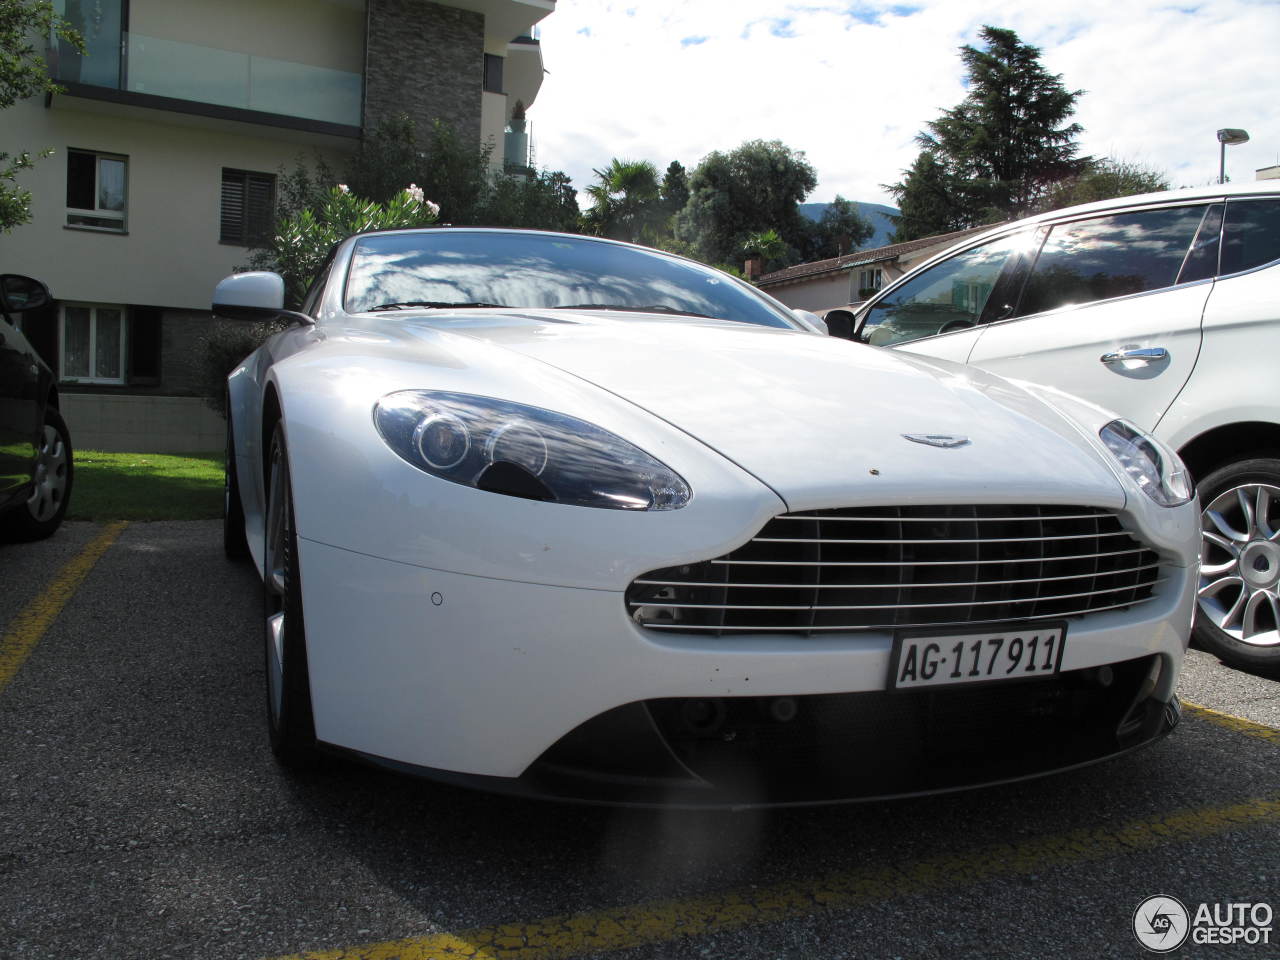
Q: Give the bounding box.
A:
[1013,206,1207,318]
[61,303,126,384]
[1176,204,1224,285]
[858,232,1032,347]
[1221,198,1280,275]
[66,149,127,231]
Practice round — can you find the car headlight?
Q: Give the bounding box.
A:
[1099,419,1193,507]
[374,390,691,511]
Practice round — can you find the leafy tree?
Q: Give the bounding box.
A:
[1,0,82,231]
[1033,158,1170,214]
[582,158,662,243]
[800,195,874,260]
[891,25,1089,238]
[249,185,439,307]
[341,115,490,224]
[479,168,579,232]
[675,139,817,267]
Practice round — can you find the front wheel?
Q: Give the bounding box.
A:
[263,421,317,764]
[4,406,73,542]
[1194,457,1280,673]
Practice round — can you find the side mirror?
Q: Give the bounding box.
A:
[0,274,50,315]
[823,309,857,340]
[791,309,829,336]
[213,271,313,326]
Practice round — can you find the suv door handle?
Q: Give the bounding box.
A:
[1100,347,1168,364]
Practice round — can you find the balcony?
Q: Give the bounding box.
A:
[49,32,362,132]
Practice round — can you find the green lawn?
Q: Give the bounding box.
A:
[69,451,224,521]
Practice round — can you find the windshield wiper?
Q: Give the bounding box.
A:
[369,301,509,311]
[554,303,718,320]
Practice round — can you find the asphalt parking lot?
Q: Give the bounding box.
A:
[2,520,1278,960]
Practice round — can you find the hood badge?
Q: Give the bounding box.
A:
[903,434,971,449]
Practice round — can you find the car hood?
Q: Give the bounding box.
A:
[365,310,1127,512]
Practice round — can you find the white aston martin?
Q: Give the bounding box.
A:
[216,228,1200,806]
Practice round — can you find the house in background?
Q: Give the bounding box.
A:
[756,225,990,316]
[5,0,553,452]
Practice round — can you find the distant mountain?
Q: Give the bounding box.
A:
[799,201,899,252]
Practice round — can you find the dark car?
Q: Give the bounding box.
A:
[1,275,73,541]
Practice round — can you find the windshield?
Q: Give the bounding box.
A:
[343,231,796,329]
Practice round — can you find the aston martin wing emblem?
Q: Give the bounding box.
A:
[903,434,971,448]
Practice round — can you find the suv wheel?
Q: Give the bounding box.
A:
[1194,457,1280,672]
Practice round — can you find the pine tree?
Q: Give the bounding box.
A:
[660,161,690,217]
[886,152,967,242]
[890,25,1089,239]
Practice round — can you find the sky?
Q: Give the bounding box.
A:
[528,0,1279,210]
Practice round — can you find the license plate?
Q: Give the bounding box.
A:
[889,622,1067,690]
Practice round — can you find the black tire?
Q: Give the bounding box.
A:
[1192,457,1280,674]
[4,406,73,542]
[223,410,249,560]
[263,422,317,765]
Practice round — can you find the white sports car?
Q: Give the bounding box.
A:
[217,228,1199,806]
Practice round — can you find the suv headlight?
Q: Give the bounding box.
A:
[374,390,691,511]
[1099,420,1193,507]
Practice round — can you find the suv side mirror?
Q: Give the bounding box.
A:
[0,274,50,315]
[824,309,857,340]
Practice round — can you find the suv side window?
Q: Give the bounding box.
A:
[1221,198,1280,275]
[1012,206,1208,319]
[858,231,1034,346]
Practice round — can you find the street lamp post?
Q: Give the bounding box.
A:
[1218,128,1250,184]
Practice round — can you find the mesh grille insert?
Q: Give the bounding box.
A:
[627,505,1162,635]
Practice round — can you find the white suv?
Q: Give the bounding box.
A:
[851,183,1280,672]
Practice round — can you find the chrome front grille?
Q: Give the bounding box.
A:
[627,505,1163,634]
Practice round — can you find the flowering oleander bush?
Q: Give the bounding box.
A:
[252,184,440,308]
[201,184,439,416]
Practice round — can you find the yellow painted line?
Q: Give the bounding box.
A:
[1183,700,1280,744]
[0,521,128,696]
[268,794,1280,960]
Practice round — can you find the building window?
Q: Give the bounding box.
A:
[60,304,126,384]
[66,150,127,231]
[854,268,883,299]
[220,169,276,246]
[483,54,504,94]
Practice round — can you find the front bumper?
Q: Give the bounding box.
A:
[345,666,1181,808]
[297,536,1196,805]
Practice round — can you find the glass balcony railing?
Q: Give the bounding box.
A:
[49,29,362,128]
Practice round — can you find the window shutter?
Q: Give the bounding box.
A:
[221,171,247,244]
[245,174,275,246]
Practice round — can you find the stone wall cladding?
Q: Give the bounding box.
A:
[365,0,484,147]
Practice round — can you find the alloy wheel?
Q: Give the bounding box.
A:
[1199,483,1280,647]
[26,423,69,522]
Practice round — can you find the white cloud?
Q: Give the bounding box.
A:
[530,0,1279,207]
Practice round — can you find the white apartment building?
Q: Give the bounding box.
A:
[2,0,552,450]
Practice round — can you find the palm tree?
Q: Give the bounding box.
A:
[583,159,661,243]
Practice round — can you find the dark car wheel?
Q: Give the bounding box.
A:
[223,410,249,560]
[263,421,317,764]
[4,406,73,542]
[1194,457,1280,673]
